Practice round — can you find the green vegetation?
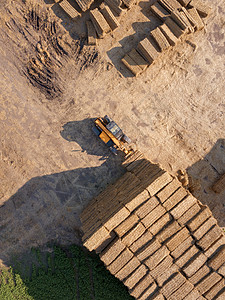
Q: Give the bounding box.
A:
[0,245,134,300]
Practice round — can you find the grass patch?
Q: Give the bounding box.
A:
[0,245,134,300]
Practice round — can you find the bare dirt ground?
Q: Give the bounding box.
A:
[0,0,224,266]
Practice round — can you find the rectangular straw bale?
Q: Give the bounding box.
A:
[177,0,191,6]
[193,217,217,240]
[179,11,195,33]
[137,37,160,64]
[123,264,148,289]
[216,290,225,300]
[164,17,184,38]
[150,2,170,21]
[123,150,144,168]
[59,0,80,19]
[157,221,181,243]
[121,54,143,76]
[212,173,225,194]
[100,5,119,30]
[126,156,147,172]
[157,264,179,286]
[187,7,204,30]
[160,0,182,10]
[166,227,190,251]
[218,263,225,277]
[150,27,170,51]
[197,225,223,251]
[149,213,172,235]
[170,194,197,219]
[189,0,211,18]
[122,222,146,247]
[183,289,201,300]
[204,278,225,300]
[181,7,197,28]
[175,245,199,268]
[195,272,222,295]
[114,214,139,237]
[95,231,116,253]
[208,245,225,270]
[146,172,173,196]
[159,23,178,46]
[100,237,126,265]
[83,226,111,251]
[148,292,165,299]
[161,272,186,298]
[156,178,181,203]
[128,49,149,71]
[75,0,91,11]
[125,189,149,212]
[145,246,170,270]
[163,187,188,211]
[150,255,173,279]
[90,9,111,38]
[130,273,155,298]
[104,206,130,231]
[107,248,133,275]
[135,196,159,219]
[86,20,97,45]
[171,9,189,31]
[129,230,153,253]
[168,281,194,300]
[189,265,211,285]
[142,205,167,228]
[171,236,194,259]
[178,203,201,226]
[115,256,141,281]
[104,0,125,17]
[183,253,208,277]
[187,206,212,232]
[205,235,225,258]
[138,282,158,300]
[137,238,161,261]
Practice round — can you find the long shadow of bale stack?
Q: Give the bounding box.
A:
[81,151,225,300]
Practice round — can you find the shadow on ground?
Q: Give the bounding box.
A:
[0,118,125,266]
[187,138,225,226]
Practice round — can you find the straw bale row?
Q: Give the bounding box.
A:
[149,212,172,235]
[189,264,211,285]
[150,255,173,279]
[142,204,167,228]
[187,206,212,232]
[175,245,199,268]
[129,230,153,253]
[157,264,178,286]
[178,202,201,226]
[163,187,188,210]
[205,235,225,258]
[207,245,225,271]
[170,194,197,219]
[171,236,194,259]
[122,222,146,247]
[156,220,181,243]
[107,248,134,275]
[160,272,186,297]
[195,272,222,295]
[204,278,225,299]
[114,214,139,237]
[183,252,208,277]
[167,280,194,300]
[197,225,223,251]
[145,245,170,270]
[156,178,181,203]
[135,196,159,219]
[130,273,155,298]
[136,238,161,261]
[123,264,148,289]
[99,237,125,265]
[115,256,141,281]
[166,227,190,251]
[193,217,217,240]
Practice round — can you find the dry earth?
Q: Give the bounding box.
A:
[0,0,224,266]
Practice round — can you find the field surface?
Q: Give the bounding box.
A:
[0,0,224,269]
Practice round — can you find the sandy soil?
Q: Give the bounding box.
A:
[0,0,224,265]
